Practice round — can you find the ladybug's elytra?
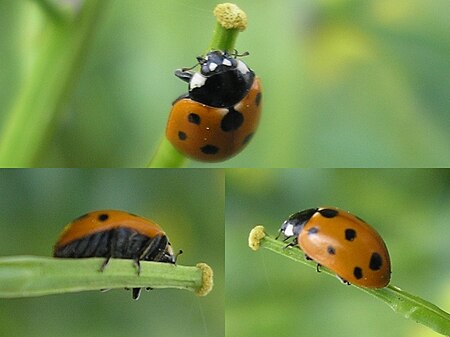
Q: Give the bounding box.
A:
[166,50,262,162]
[278,207,391,288]
[54,210,176,299]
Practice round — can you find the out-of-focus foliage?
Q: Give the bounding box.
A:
[0,169,224,337]
[226,168,450,336]
[0,0,448,167]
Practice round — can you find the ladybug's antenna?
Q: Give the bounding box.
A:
[174,249,183,263]
[230,49,249,58]
[181,56,206,72]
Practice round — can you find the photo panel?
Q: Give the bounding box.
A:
[0,168,224,337]
[225,168,450,337]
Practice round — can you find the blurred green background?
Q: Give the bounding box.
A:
[0,169,224,337]
[0,0,449,167]
[226,169,450,336]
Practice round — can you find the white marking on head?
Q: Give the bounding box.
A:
[208,62,218,72]
[236,60,250,74]
[222,58,232,67]
[283,223,294,237]
[190,72,207,89]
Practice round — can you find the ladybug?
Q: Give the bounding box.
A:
[166,50,262,162]
[54,210,177,299]
[277,207,391,288]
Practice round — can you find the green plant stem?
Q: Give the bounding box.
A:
[209,2,247,52]
[360,285,450,335]
[0,0,108,167]
[147,3,247,168]
[0,256,212,298]
[249,226,450,336]
[147,137,187,168]
[208,21,240,52]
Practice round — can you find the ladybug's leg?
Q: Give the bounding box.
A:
[175,69,193,82]
[132,288,142,300]
[131,235,168,275]
[133,259,141,275]
[283,242,297,249]
[139,235,169,262]
[275,229,289,241]
[275,230,282,240]
[100,227,123,272]
[282,236,292,243]
[131,256,143,300]
[98,240,112,290]
[99,256,111,272]
[282,237,299,249]
[336,275,351,285]
[304,255,322,272]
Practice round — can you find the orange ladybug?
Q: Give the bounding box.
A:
[166,50,262,162]
[54,210,176,299]
[278,207,391,288]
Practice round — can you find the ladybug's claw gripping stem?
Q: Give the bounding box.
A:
[275,230,282,240]
[133,259,141,276]
[99,256,111,272]
[282,242,297,250]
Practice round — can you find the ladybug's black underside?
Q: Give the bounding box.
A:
[54,227,173,263]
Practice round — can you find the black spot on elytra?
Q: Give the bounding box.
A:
[243,133,254,145]
[369,252,383,270]
[98,213,109,222]
[178,131,187,140]
[307,227,319,235]
[353,267,363,279]
[319,208,339,218]
[327,246,336,255]
[200,145,219,155]
[345,228,357,241]
[255,92,262,106]
[221,107,243,132]
[188,113,201,125]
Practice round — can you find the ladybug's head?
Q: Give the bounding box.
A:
[160,239,176,264]
[175,50,255,108]
[197,51,246,77]
[278,208,318,239]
